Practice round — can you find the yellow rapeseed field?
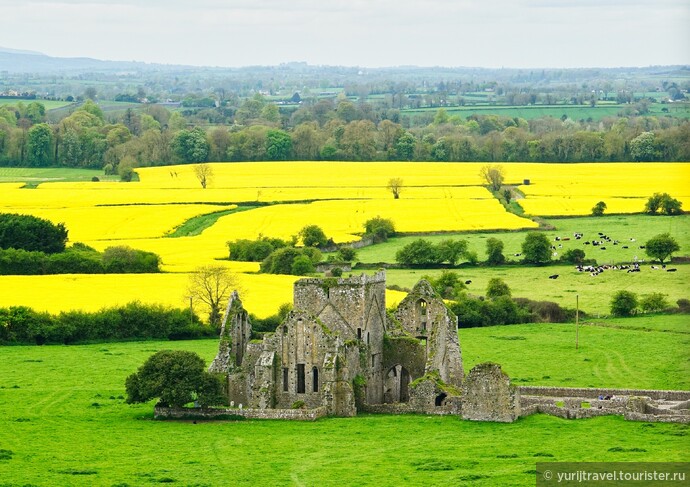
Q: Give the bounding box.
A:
[0,273,407,319]
[7,205,236,241]
[2,161,688,318]
[516,163,690,216]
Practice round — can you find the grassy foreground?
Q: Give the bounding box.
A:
[0,320,688,486]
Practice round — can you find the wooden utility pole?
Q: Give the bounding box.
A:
[575,294,580,350]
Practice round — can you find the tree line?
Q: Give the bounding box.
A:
[1,96,689,173]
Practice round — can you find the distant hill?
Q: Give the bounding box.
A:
[0,47,188,73]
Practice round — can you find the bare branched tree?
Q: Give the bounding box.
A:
[387,177,403,199]
[187,265,241,329]
[479,164,505,192]
[194,163,214,189]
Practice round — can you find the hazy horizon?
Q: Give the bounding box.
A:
[1,0,689,70]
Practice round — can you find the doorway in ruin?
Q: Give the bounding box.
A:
[384,364,411,403]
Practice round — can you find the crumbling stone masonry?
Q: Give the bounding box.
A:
[206,271,465,417]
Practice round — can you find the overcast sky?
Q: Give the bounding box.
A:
[2,0,689,68]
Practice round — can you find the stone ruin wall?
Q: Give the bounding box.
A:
[518,386,690,423]
[154,405,328,421]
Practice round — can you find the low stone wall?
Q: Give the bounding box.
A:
[624,411,690,424]
[361,399,460,416]
[518,386,690,401]
[154,406,328,421]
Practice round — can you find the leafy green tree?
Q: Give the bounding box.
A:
[629,131,658,161]
[644,233,680,264]
[645,193,682,215]
[639,293,669,313]
[521,232,552,265]
[485,237,505,266]
[336,247,356,262]
[436,239,468,266]
[173,128,209,163]
[560,248,586,264]
[424,271,466,299]
[299,225,328,247]
[26,123,53,166]
[125,350,225,408]
[610,290,638,317]
[395,132,416,161]
[266,129,293,160]
[591,201,607,216]
[486,278,511,299]
[395,239,440,266]
[291,255,315,275]
[363,216,395,242]
[0,213,68,254]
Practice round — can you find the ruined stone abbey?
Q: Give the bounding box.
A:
[208,271,473,417]
[158,271,689,424]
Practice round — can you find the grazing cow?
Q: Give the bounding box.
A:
[639,245,645,249]
[622,246,628,249]
[667,268,677,272]
[465,280,472,285]
[600,247,606,250]
[548,274,559,279]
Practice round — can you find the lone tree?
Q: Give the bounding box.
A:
[521,232,552,265]
[194,163,213,189]
[479,164,505,192]
[387,177,403,199]
[125,350,225,408]
[644,233,680,264]
[591,201,607,216]
[187,265,240,329]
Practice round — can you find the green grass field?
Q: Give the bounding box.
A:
[356,215,690,265]
[0,99,73,111]
[0,321,687,486]
[401,102,690,121]
[355,214,690,316]
[0,167,118,183]
[461,319,689,389]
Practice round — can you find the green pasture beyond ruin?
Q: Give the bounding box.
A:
[0,317,687,486]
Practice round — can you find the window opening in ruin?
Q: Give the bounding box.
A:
[435,393,447,407]
[367,332,370,345]
[283,367,289,392]
[371,354,375,367]
[417,300,428,332]
[296,364,305,393]
[282,326,288,335]
[357,328,362,340]
[312,367,319,392]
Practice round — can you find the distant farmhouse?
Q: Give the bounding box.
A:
[157,272,689,424]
